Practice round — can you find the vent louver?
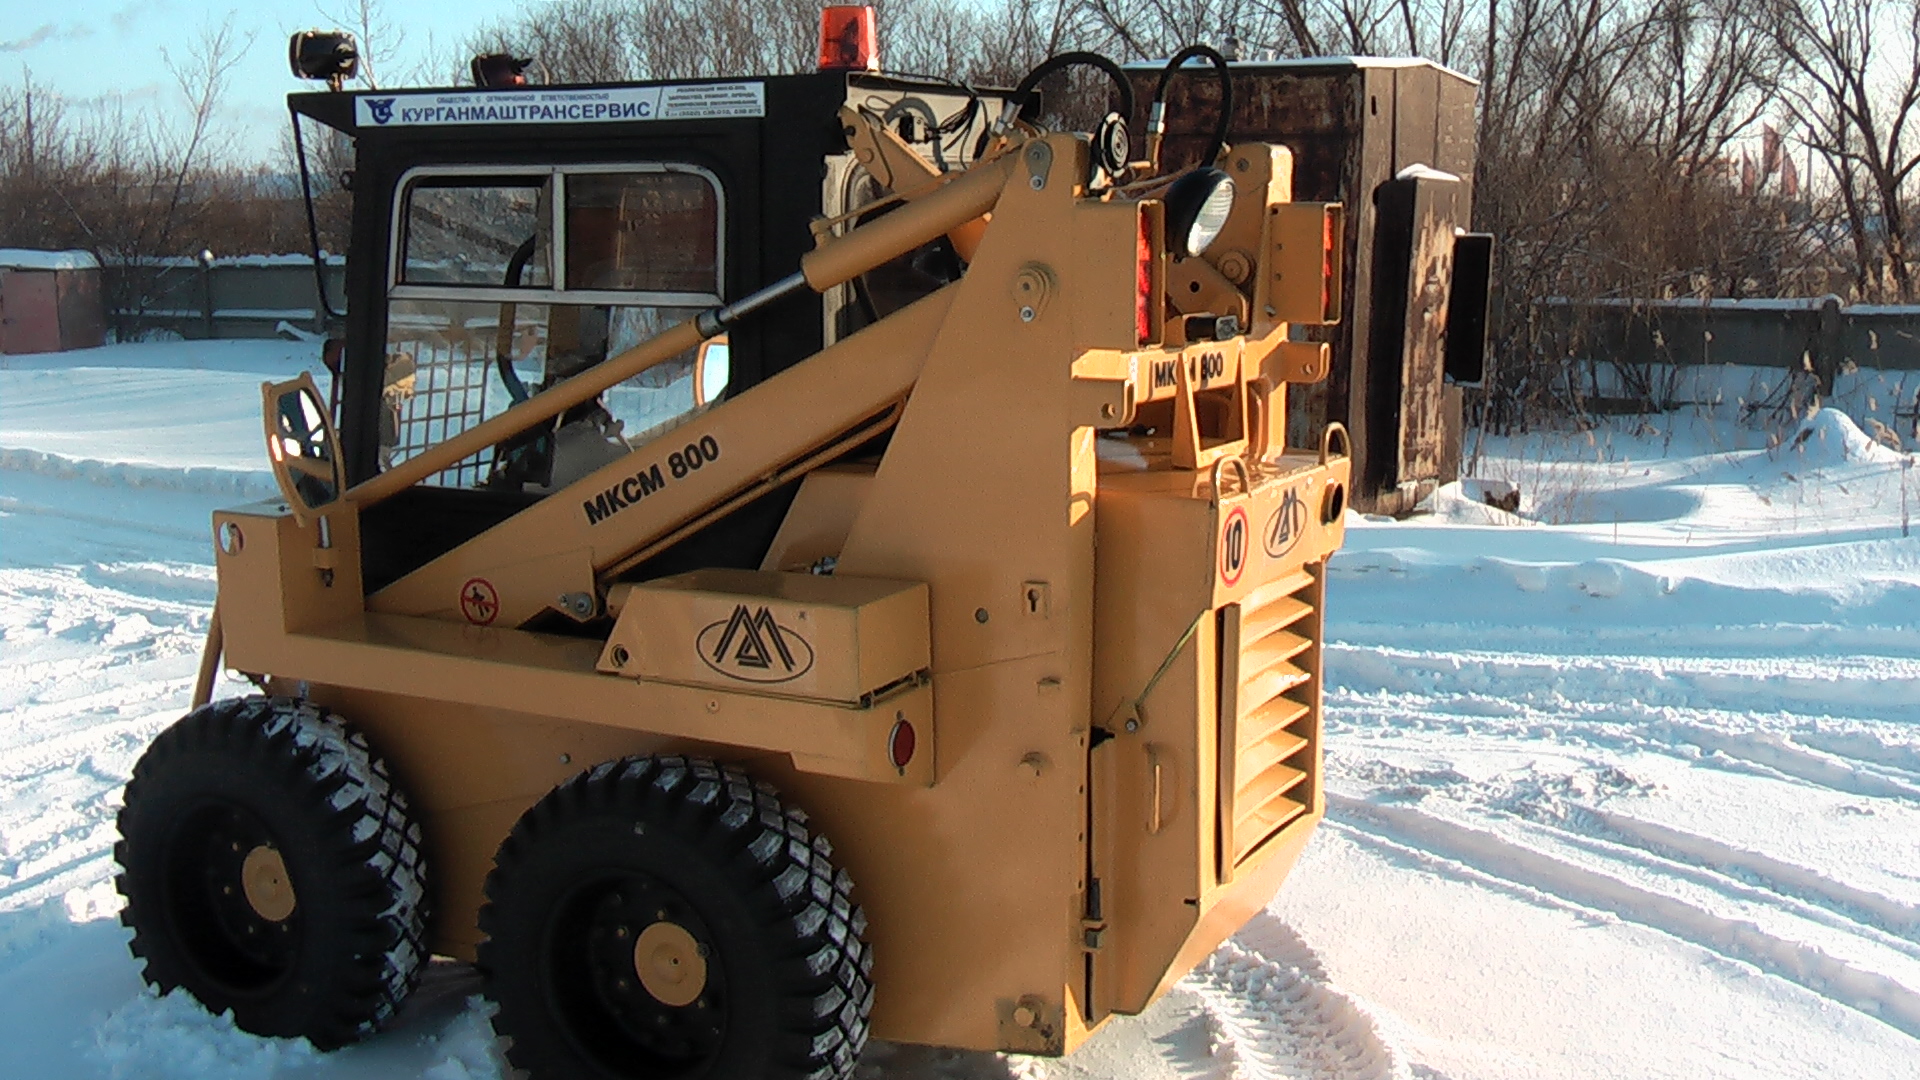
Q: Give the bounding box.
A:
[1217,564,1322,876]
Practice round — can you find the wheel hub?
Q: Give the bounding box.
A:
[240,845,296,922]
[633,921,706,1007]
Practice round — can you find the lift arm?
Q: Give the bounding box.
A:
[347,142,1016,509]
[358,137,1022,626]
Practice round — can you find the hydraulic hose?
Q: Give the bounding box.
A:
[995,51,1134,135]
[1150,45,1234,169]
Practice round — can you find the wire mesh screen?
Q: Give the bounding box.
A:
[392,335,493,487]
[378,299,715,492]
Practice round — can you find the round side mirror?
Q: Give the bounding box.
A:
[262,374,344,521]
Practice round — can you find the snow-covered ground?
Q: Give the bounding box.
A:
[3,340,1919,1079]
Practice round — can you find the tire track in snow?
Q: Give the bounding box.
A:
[1326,640,1920,804]
[1791,730,1920,779]
[1583,808,1920,940]
[1328,794,1920,1038]
[1183,913,1410,1080]
[1659,724,1920,802]
[1327,641,1920,727]
[0,564,211,923]
[1476,815,1920,966]
[1325,749,1920,957]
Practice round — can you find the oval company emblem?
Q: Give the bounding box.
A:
[696,605,816,684]
[1264,486,1309,559]
[1219,506,1249,586]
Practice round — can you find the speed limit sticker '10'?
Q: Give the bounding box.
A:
[1219,505,1250,586]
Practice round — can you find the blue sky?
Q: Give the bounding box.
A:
[1,1,531,162]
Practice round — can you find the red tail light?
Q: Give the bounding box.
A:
[1321,208,1337,320]
[818,6,879,72]
[1137,207,1155,345]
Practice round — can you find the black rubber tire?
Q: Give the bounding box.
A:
[478,755,872,1080]
[114,696,429,1049]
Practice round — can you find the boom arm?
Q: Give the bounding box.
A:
[360,130,1023,626]
[348,144,1014,508]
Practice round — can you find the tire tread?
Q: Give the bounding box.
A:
[115,696,428,1048]
[479,754,871,1079]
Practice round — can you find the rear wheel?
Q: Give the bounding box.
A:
[115,696,429,1049]
[479,755,872,1080]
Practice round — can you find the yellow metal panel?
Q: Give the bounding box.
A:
[767,653,1088,1053]
[213,517,932,788]
[1088,446,1349,1015]
[760,464,875,572]
[602,569,929,706]
[1259,202,1345,326]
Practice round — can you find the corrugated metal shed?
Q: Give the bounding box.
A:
[0,249,106,355]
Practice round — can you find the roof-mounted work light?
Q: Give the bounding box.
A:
[288,30,359,91]
[818,5,880,72]
[471,53,532,88]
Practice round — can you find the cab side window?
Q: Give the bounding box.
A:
[382,165,726,492]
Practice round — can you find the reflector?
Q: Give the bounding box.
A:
[1137,209,1155,345]
[888,719,916,769]
[818,5,880,72]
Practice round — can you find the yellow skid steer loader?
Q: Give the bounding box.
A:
[114,17,1488,1080]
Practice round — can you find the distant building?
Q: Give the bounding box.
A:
[0,250,105,354]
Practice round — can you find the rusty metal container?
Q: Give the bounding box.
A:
[1128,59,1486,515]
[0,249,107,355]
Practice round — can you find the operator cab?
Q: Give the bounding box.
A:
[289,70,1005,595]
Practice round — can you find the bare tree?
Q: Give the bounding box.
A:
[320,0,408,89]
[148,20,252,257]
[0,0,1880,428]
[1769,0,1920,300]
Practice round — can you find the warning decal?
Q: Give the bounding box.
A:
[460,577,500,625]
[355,82,765,129]
[1220,506,1250,586]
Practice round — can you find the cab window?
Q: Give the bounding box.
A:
[382,165,725,492]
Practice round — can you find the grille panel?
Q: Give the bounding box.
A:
[1218,563,1323,875]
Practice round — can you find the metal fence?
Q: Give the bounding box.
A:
[105,258,347,341]
[1538,296,1920,386]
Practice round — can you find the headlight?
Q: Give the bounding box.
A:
[1164,167,1236,258]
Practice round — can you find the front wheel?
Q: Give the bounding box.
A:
[478,756,872,1080]
[114,696,429,1048]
